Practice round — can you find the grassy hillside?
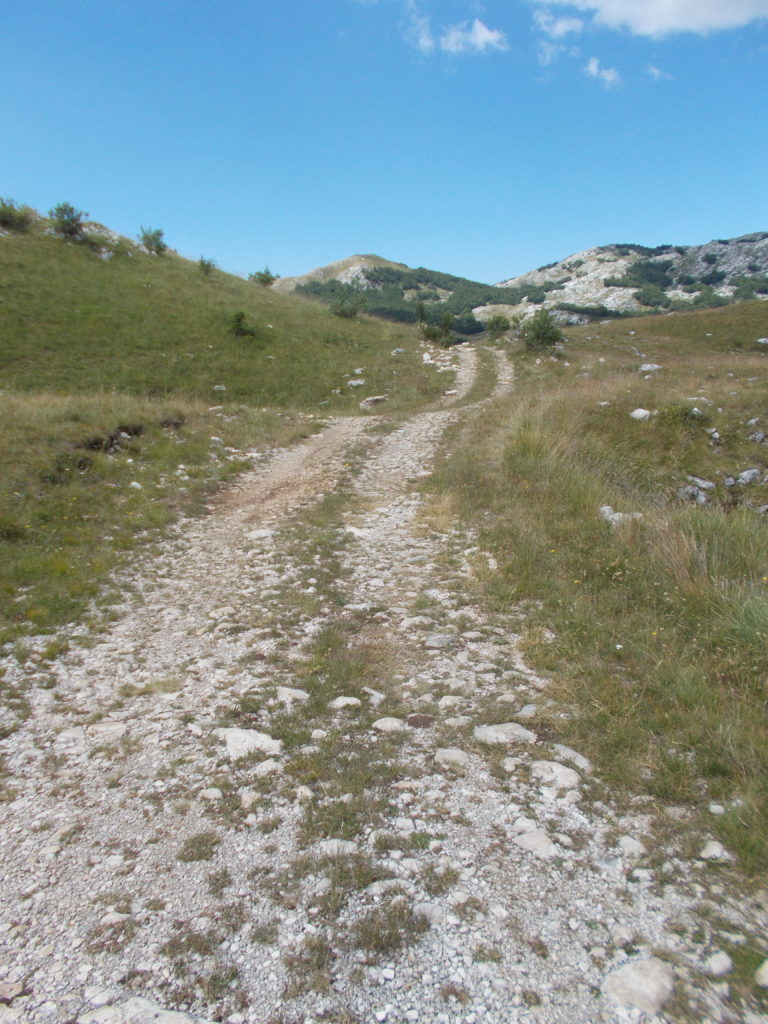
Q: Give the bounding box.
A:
[428,300,768,872]
[0,229,431,408]
[0,218,443,644]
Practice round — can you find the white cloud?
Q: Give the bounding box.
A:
[538,39,567,63]
[647,63,672,80]
[405,10,436,52]
[534,9,584,38]
[585,55,620,84]
[439,18,509,54]
[543,0,768,37]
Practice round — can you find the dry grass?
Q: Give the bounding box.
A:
[428,300,768,873]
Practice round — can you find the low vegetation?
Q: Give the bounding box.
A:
[428,299,768,873]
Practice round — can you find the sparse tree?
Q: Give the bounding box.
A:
[519,308,564,351]
[249,266,279,287]
[139,226,167,255]
[49,202,88,238]
[199,256,217,276]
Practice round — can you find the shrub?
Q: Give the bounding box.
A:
[49,202,87,239]
[486,314,511,341]
[702,253,718,266]
[138,226,166,255]
[633,284,671,308]
[249,266,279,287]
[520,308,563,350]
[330,286,365,319]
[0,198,33,232]
[229,311,256,337]
[199,257,217,276]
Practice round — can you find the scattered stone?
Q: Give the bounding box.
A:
[617,836,645,859]
[698,840,732,862]
[687,475,716,490]
[240,788,259,811]
[736,468,760,485]
[474,722,537,745]
[600,505,643,527]
[276,686,309,705]
[530,760,580,791]
[413,902,445,926]
[437,696,463,710]
[0,983,23,1004]
[601,958,675,1015]
[639,363,662,372]
[372,717,408,733]
[629,408,651,421]
[755,958,768,987]
[677,485,709,505]
[85,721,127,741]
[360,395,388,410]
[512,828,558,860]
[253,758,279,777]
[329,696,362,710]
[424,634,456,650]
[552,744,592,773]
[705,951,733,977]
[434,748,469,771]
[77,995,206,1023]
[215,727,282,760]
[316,839,358,857]
[199,787,223,801]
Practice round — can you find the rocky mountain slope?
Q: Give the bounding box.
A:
[485,232,768,319]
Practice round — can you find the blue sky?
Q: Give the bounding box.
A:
[2,0,767,283]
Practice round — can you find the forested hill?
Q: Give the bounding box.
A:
[286,257,563,335]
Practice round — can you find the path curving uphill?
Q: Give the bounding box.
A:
[0,346,761,1024]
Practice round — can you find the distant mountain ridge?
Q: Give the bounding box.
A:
[489,232,768,319]
[278,233,768,329]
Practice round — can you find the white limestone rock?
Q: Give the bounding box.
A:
[329,696,362,710]
[705,951,733,977]
[512,828,558,860]
[372,717,408,733]
[316,839,358,857]
[474,722,537,745]
[435,748,469,771]
[276,686,309,705]
[530,760,580,791]
[601,957,675,1014]
[215,727,282,760]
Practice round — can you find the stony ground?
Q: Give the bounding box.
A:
[1,346,766,1024]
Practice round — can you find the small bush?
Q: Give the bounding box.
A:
[49,202,87,239]
[138,226,167,255]
[0,198,33,232]
[228,311,256,337]
[520,308,564,350]
[199,257,217,276]
[486,314,511,342]
[249,266,279,287]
